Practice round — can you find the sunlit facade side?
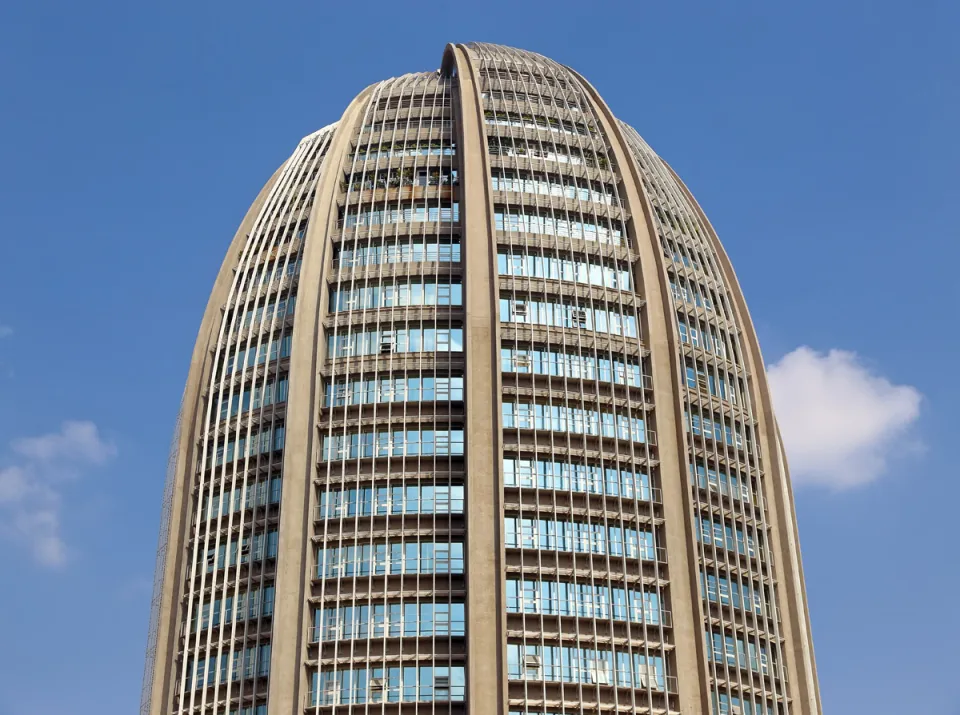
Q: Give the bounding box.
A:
[142,42,821,715]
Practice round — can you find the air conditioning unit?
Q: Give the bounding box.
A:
[637,663,656,689]
[511,302,527,318]
[573,308,588,327]
[588,661,608,684]
[513,354,532,369]
[380,332,396,354]
[434,675,450,688]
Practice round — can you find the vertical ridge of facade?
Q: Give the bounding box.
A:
[143,42,821,715]
[446,42,507,715]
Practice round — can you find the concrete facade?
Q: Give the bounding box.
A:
[142,42,821,715]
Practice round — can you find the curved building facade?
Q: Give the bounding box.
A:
[141,42,821,715]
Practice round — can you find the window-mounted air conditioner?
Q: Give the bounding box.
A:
[513,354,532,369]
[379,332,396,354]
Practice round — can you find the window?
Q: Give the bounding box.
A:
[330,280,462,312]
[222,335,292,376]
[380,331,395,354]
[217,377,289,420]
[353,139,456,162]
[501,347,645,388]
[500,298,639,338]
[588,659,609,684]
[323,375,463,407]
[503,458,652,501]
[507,644,665,690]
[505,516,655,560]
[311,666,465,705]
[484,109,596,137]
[492,172,615,205]
[494,208,622,245]
[502,402,646,443]
[342,202,460,228]
[327,327,463,358]
[317,541,464,578]
[208,425,285,468]
[524,654,542,678]
[336,240,460,269]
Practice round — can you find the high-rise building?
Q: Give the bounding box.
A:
[141,42,821,715]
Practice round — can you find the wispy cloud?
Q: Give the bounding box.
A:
[0,421,117,566]
[0,325,12,339]
[768,347,922,489]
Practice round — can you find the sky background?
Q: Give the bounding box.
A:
[0,1,957,713]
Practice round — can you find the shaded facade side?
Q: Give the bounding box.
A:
[143,126,338,715]
[618,123,821,715]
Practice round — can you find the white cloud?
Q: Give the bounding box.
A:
[13,421,116,466]
[0,421,116,566]
[0,325,12,339]
[768,347,922,489]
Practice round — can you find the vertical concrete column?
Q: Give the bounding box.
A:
[573,71,708,714]
[267,97,370,713]
[446,44,506,715]
[146,170,283,715]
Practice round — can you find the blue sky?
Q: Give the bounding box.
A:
[0,1,957,713]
